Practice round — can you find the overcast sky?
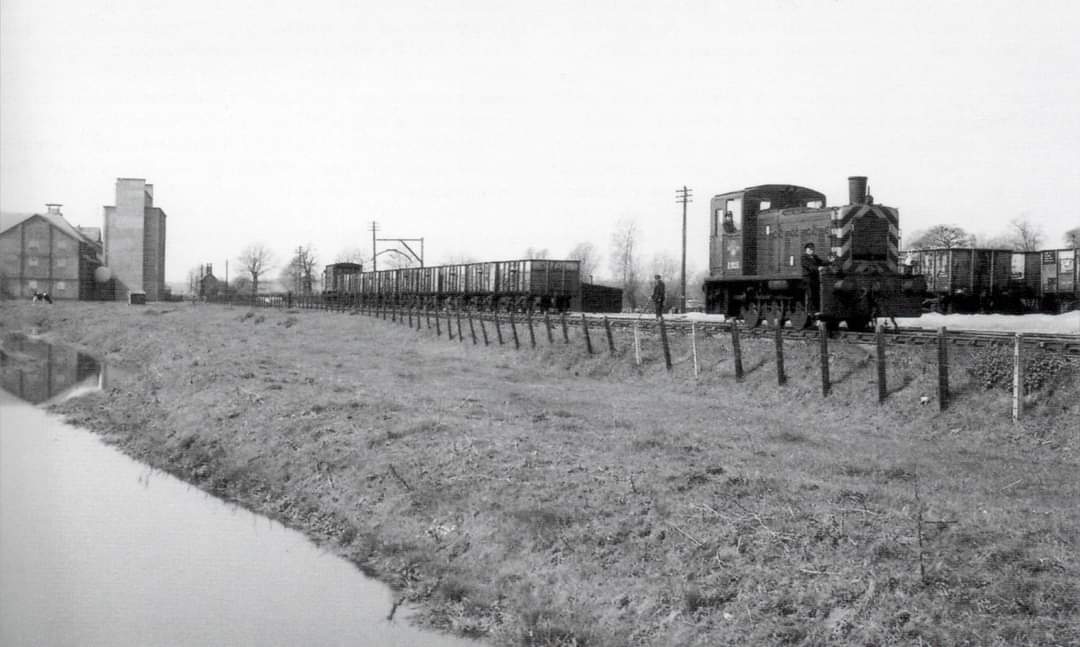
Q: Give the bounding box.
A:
[3,0,1079,285]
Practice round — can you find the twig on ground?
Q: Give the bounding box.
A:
[389,464,412,491]
[666,522,704,547]
[999,478,1023,492]
[387,596,404,621]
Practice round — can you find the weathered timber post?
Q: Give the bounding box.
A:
[435,311,442,336]
[876,322,887,403]
[447,311,455,340]
[391,306,396,323]
[456,312,464,343]
[509,312,520,350]
[526,314,536,348]
[659,317,672,370]
[560,312,570,344]
[468,313,478,344]
[1013,333,1024,421]
[407,308,413,328]
[818,321,830,397]
[633,320,642,366]
[544,313,554,344]
[731,323,744,382]
[425,309,432,329]
[581,313,594,354]
[479,318,490,346]
[937,327,949,411]
[604,316,616,356]
[494,314,504,345]
[774,325,786,386]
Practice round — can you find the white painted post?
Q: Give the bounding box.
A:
[690,321,699,377]
[633,319,642,366]
[1013,333,1024,421]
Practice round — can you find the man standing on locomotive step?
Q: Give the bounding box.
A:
[652,274,666,319]
[802,243,828,315]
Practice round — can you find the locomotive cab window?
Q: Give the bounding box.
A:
[806,200,823,209]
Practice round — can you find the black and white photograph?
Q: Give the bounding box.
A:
[2,1,1078,645]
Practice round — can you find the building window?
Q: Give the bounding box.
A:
[28,280,37,289]
[28,256,40,267]
[56,281,67,291]
[28,238,42,249]
[56,257,67,268]
[57,239,69,251]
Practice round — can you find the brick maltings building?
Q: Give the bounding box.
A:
[104,178,167,301]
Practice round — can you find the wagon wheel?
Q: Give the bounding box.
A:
[845,317,871,332]
[740,304,762,328]
[788,304,810,330]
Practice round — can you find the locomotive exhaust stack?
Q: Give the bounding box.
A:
[848,176,868,205]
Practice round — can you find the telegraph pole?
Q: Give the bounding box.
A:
[675,186,693,313]
[370,221,379,272]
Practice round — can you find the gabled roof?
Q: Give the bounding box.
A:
[0,211,101,248]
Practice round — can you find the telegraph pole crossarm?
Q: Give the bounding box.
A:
[675,186,693,313]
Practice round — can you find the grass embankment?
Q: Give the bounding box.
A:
[2,302,1078,646]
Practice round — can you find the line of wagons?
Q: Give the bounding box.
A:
[321,259,622,313]
[902,247,1079,314]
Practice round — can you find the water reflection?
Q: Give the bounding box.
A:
[0,347,479,647]
[0,334,104,404]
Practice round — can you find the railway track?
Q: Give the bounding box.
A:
[384,309,1080,356]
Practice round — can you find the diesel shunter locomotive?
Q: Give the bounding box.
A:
[704,176,926,330]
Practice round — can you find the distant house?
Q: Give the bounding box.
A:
[0,205,105,300]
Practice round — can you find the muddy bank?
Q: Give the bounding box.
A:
[2,302,1078,646]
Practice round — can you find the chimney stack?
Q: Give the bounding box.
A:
[847,176,868,205]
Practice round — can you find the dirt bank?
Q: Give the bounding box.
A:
[2,302,1078,645]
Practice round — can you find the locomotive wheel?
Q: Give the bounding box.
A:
[845,317,871,332]
[741,305,761,328]
[765,304,785,328]
[788,304,810,330]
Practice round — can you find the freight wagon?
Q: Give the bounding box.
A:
[902,248,1078,313]
[345,259,582,312]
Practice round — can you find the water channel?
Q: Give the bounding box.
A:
[0,336,479,647]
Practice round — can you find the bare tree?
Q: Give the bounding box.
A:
[1063,226,1080,248]
[335,246,367,265]
[281,245,318,295]
[567,241,600,282]
[523,247,549,259]
[237,243,276,296]
[906,225,973,249]
[609,218,643,310]
[1007,217,1044,251]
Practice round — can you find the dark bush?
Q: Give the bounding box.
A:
[968,348,1075,393]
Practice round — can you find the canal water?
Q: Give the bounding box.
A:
[0,338,479,647]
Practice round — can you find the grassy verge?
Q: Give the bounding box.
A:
[2,302,1078,646]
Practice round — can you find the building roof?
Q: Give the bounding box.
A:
[0,210,101,248]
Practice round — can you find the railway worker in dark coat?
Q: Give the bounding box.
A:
[652,275,666,319]
[802,243,828,314]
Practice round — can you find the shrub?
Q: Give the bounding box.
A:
[967,348,1075,393]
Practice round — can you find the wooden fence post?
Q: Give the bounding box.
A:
[731,323,744,382]
[526,314,536,348]
[818,321,830,397]
[509,312,520,349]
[391,307,396,323]
[435,311,442,336]
[1013,333,1024,421]
[544,313,554,344]
[604,316,616,356]
[468,313,478,344]
[937,327,949,411]
[581,313,594,354]
[633,320,642,366]
[447,312,455,340]
[456,312,464,343]
[561,313,570,344]
[876,322,887,403]
[774,325,786,386]
[495,314,504,345]
[480,318,490,346]
[659,317,672,370]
